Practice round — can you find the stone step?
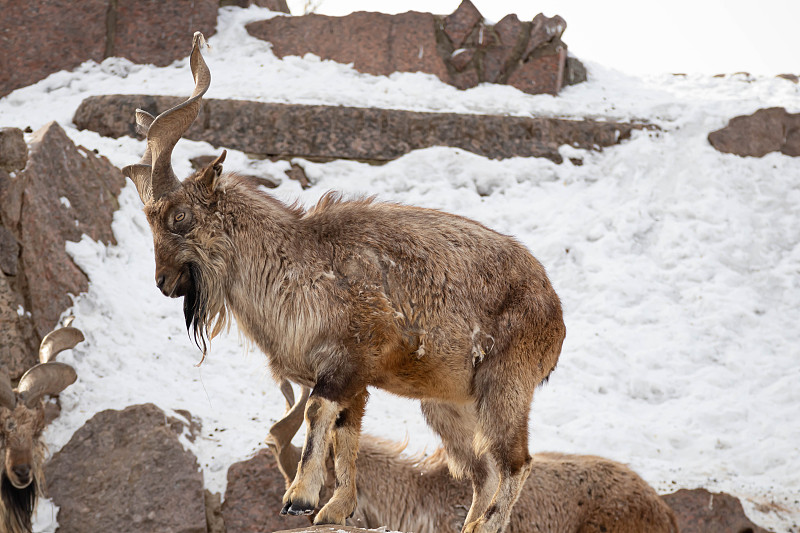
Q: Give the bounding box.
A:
[73,95,653,164]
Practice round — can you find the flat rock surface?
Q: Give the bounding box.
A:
[74,95,652,164]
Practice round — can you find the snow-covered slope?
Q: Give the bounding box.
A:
[1,6,798,532]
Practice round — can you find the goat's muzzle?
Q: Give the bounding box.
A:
[156,267,192,298]
[8,465,31,489]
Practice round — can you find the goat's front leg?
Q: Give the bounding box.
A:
[314,390,368,525]
[280,388,340,517]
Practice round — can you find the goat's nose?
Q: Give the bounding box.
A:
[12,464,30,480]
[156,274,166,290]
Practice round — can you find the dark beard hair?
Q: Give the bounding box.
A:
[183,263,209,359]
[1,473,36,532]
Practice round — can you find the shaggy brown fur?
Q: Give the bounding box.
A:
[124,34,566,533]
[268,385,680,533]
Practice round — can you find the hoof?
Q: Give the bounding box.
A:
[281,500,315,516]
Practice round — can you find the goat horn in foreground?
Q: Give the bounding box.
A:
[0,371,15,409]
[17,362,77,408]
[265,380,310,482]
[39,326,85,364]
[122,31,210,203]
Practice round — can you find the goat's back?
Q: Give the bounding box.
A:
[512,452,679,533]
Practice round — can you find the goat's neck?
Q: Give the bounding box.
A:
[214,181,327,376]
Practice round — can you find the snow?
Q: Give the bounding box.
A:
[1,5,798,532]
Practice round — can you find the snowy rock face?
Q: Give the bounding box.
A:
[2,122,124,340]
[45,403,207,533]
[0,123,123,377]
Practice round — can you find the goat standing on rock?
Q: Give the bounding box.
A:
[0,320,82,533]
[123,33,566,533]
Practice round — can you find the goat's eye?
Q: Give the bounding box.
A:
[4,419,15,432]
[169,209,192,234]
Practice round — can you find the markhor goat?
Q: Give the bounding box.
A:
[0,320,81,533]
[267,382,680,533]
[123,33,566,533]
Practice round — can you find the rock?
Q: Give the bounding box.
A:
[708,107,800,157]
[45,403,207,533]
[443,0,483,49]
[564,56,588,86]
[0,0,218,98]
[190,155,220,170]
[205,490,226,533]
[274,526,391,533]
[0,128,28,172]
[247,11,449,82]
[0,225,19,276]
[524,14,567,60]
[13,121,124,338]
[286,163,311,189]
[223,448,311,533]
[507,45,566,96]
[107,0,218,67]
[662,488,770,533]
[0,270,38,379]
[221,0,290,11]
[784,126,800,157]
[246,5,581,95]
[482,14,524,83]
[74,95,655,163]
[191,155,281,188]
[777,73,799,83]
[449,47,476,72]
[0,0,107,98]
[450,66,481,90]
[0,167,25,230]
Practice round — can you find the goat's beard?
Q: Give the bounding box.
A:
[183,263,229,365]
[1,473,37,533]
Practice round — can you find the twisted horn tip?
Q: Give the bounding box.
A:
[193,31,208,50]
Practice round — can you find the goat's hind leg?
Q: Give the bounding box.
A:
[421,401,499,527]
[464,374,536,533]
[314,391,368,525]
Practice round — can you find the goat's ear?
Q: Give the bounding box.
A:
[199,150,227,193]
[123,164,154,204]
